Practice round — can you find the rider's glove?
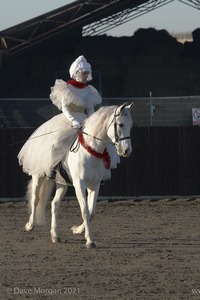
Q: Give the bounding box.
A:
[72,120,81,129]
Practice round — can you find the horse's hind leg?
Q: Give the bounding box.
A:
[25,176,44,231]
[51,183,67,243]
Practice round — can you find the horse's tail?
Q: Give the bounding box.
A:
[26,177,53,226]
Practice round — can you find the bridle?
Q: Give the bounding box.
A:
[82,107,131,145]
[70,106,131,152]
[108,107,131,144]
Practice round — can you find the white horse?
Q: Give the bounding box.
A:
[24,103,133,248]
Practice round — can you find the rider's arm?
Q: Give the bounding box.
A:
[62,101,81,128]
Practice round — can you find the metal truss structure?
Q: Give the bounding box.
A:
[0,0,199,55]
[83,0,200,36]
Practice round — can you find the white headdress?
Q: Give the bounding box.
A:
[69,55,92,81]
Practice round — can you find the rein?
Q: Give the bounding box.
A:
[70,106,131,164]
[78,132,111,169]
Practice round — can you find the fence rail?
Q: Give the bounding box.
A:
[1,96,200,127]
[1,126,200,198]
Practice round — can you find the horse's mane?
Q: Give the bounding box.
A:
[83,106,117,138]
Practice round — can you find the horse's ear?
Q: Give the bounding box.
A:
[117,102,129,114]
[126,102,134,111]
[117,102,134,114]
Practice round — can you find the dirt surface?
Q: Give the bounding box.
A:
[1,198,200,300]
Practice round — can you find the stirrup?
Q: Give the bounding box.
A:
[47,170,57,181]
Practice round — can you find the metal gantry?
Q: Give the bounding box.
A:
[82,0,174,36]
[82,0,200,35]
[0,0,199,55]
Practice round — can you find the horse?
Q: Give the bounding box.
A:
[24,102,133,248]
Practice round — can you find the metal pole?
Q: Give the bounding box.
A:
[149,91,152,126]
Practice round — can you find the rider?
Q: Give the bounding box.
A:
[18,55,102,180]
[48,55,102,180]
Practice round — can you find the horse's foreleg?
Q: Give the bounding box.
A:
[73,183,95,248]
[71,186,99,236]
[87,187,100,221]
[51,184,67,243]
[25,176,44,231]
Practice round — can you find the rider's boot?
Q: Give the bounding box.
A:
[47,168,57,181]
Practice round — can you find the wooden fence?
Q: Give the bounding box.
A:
[1,126,200,198]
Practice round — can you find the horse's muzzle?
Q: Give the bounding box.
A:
[117,146,132,157]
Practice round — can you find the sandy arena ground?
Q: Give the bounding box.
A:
[0,197,200,300]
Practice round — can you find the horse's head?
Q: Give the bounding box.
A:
[107,102,133,157]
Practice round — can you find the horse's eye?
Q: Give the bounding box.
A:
[118,123,124,128]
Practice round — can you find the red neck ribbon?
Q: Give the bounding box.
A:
[78,132,111,169]
[67,79,88,89]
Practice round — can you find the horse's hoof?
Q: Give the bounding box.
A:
[71,226,83,235]
[71,226,78,234]
[24,223,33,232]
[86,241,96,249]
[51,236,61,243]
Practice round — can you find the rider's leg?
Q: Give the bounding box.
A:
[47,166,57,181]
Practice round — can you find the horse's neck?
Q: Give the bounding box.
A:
[83,127,107,153]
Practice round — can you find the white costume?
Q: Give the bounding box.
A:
[18,56,102,176]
